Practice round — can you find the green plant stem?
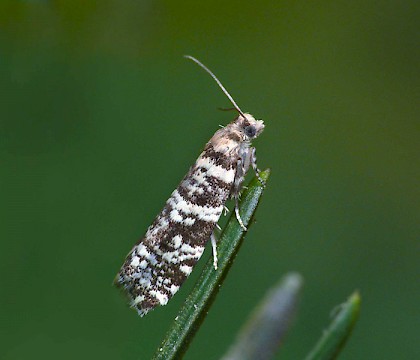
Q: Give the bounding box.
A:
[152,169,270,360]
[304,291,361,360]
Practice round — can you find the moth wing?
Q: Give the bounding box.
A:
[115,145,237,316]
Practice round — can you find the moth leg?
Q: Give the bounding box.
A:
[232,158,248,231]
[211,232,218,270]
[251,147,265,187]
[235,198,247,231]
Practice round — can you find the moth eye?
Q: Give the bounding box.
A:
[244,125,256,138]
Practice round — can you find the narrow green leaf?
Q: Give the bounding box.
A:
[152,169,270,360]
[304,291,361,360]
[221,272,303,360]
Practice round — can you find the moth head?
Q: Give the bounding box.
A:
[236,113,265,141]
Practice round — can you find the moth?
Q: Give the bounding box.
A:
[114,56,265,316]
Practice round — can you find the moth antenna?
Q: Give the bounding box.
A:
[184,55,246,119]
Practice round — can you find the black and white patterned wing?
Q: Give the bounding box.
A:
[115,143,237,316]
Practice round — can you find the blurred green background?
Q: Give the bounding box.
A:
[1,1,418,359]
